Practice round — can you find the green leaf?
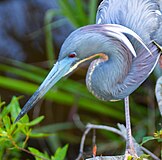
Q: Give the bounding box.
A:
[0,76,38,94]
[75,0,88,25]
[0,56,47,76]
[59,0,79,27]
[0,64,44,84]
[18,114,29,124]
[157,138,162,142]
[0,129,7,136]
[127,155,133,160]
[1,106,10,119]
[0,101,5,108]
[29,133,51,138]
[89,0,98,24]
[8,124,17,135]
[141,136,156,145]
[52,144,68,160]
[7,96,23,122]
[0,97,21,118]
[28,147,50,160]
[7,96,29,123]
[3,116,11,131]
[44,9,58,67]
[139,154,150,159]
[26,116,44,127]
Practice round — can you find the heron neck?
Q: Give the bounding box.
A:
[86,40,132,101]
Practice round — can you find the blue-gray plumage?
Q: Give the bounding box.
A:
[15,0,162,157]
[59,24,160,101]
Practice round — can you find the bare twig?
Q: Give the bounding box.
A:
[73,114,85,131]
[76,127,91,160]
[87,124,124,137]
[92,129,97,157]
[92,129,96,148]
[75,123,124,160]
[141,146,160,160]
[75,123,160,160]
[8,134,49,160]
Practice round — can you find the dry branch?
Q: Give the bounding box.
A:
[75,123,160,160]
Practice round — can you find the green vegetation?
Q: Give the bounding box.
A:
[0,97,68,160]
[0,0,161,159]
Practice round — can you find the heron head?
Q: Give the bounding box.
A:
[15,25,108,122]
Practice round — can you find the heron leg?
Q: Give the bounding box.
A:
[124,96,137,157]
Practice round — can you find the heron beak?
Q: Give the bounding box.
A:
[15,57,77,122]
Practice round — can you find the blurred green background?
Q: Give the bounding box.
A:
[0,0,161,159]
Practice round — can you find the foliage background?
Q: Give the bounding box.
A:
[0,0,161,159]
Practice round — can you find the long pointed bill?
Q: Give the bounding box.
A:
[15,57,77,122]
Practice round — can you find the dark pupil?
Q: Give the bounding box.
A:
[69,53,76,58]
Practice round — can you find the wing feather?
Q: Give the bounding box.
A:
[116,42,160,98]
[96,0,160,44]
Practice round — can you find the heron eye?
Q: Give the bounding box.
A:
[68,52,77,58]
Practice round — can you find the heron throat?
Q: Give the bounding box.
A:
[86,49,132,102]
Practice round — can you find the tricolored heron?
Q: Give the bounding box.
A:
[15,0,162,157]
